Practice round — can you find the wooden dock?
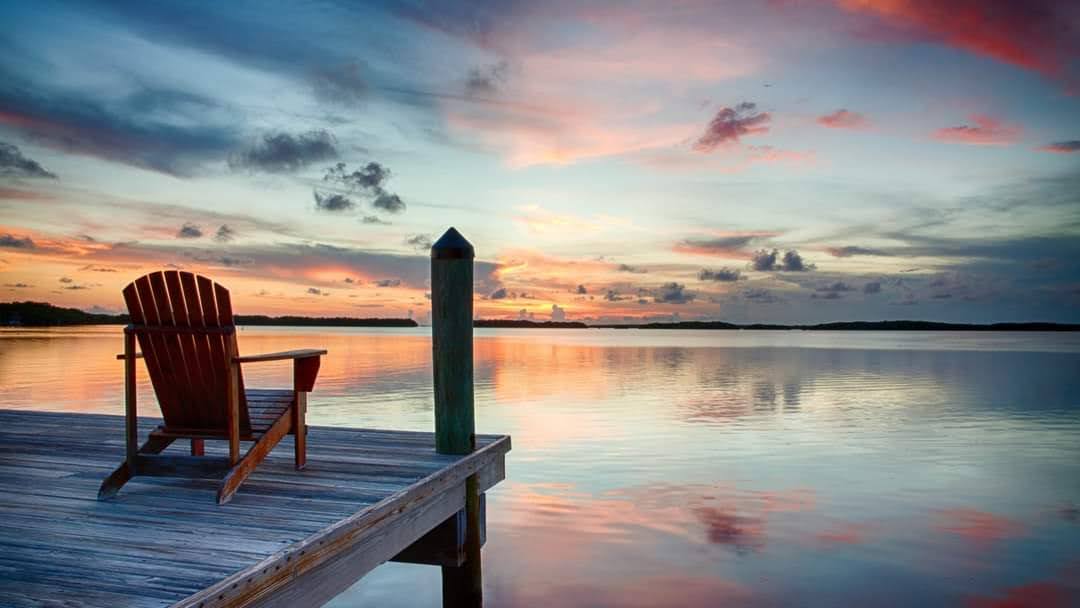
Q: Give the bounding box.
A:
[0,409,510,607]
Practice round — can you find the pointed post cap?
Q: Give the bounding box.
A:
[431,227,475,260]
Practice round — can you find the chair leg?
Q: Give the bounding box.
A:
[191,439,205,456]
[98,435,177,499]
[217,408,293,504]
[294,392,307,471]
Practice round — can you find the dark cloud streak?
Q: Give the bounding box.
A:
[0,142,57,179]
[230,131,337,173]
[0,80,239,176]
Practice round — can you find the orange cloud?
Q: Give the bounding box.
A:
[932,115,1022,146]
[0,187,56,201]
[512,204,631,236]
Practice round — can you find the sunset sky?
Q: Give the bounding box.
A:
[1,0,1078,323]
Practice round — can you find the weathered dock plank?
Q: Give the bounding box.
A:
[0,410,510,607]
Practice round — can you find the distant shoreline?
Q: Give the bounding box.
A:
[4,302,1076,331]
[0,301,418,328]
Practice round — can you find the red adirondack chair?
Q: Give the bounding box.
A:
[98,270,327,504]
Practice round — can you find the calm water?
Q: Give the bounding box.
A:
[3,327,1080,607]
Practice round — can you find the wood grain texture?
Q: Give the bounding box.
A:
[0,410,509,608]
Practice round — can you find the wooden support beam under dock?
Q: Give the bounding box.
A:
[0,409,510,607]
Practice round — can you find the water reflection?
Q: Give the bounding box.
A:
[2,326,1079,606]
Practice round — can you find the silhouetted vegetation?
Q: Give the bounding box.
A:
[474,319,588,328]
[235,315,416,327]
[1,302,128,326]
[0,301,416,327]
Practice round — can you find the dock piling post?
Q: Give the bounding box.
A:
[431,227,483,607]
[432,227,476,455]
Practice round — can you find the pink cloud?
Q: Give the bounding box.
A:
[817,109,870,129]
[445,103,694,167]
[746,145,816,166]
[932,114,1022,146]
[835,0,1080,84]
[432,8,761,167]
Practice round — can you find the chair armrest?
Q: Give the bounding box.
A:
[116,352,144,360]
[233,349,327,364]
[236,349,326,392]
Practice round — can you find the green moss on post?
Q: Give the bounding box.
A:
[431,227,476,455]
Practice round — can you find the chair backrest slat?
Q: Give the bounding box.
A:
[124,271,250,433]
[179,271,221,429]
[211,279,249,428]
[163,270,210,427]
[133,274,183,418]
[123,282,174,415]
[148,271,202,426]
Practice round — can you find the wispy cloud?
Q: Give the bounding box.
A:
[465,62,509,97]
[932,115,1021,146]
[674,233,776,258]
[816,109,869,130]
[310,62,368,106]
[826,246,890,257]
[1038,140,1080,154]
